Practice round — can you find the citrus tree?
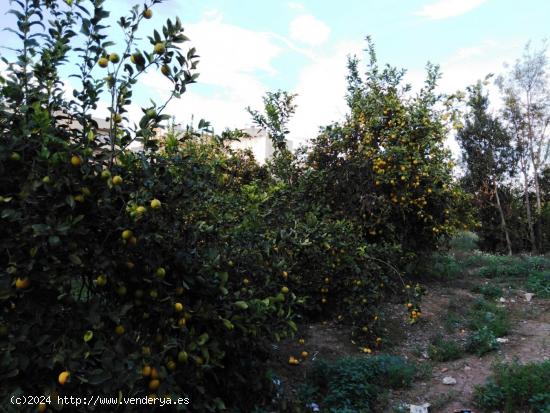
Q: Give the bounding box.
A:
[308,38,474,257]
[0,1,294,411]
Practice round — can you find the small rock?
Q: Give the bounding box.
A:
[410,403,430,413]
[464,365,472,371]
[441,367,449,372]
[496,338,509,343]
[510,299,516,303]
[525,293,534,302]
[443,376,457,385]
[499,297,507,303]
[308,402,320,412]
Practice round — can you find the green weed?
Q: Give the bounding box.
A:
[301,355,417,412]
[474,360,550,413]
[471,283,504,300]
[526,271,550,298]
[465,299,510,356]
[428,336,464,362]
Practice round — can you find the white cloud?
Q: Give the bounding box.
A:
[403,39,523,158]
[414,0,488,20]
[288,40,364,146]
[289,14,331,46]
[127,13,284,133]
[439,40,521,100]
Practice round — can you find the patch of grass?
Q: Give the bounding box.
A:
[471,282,503,300]
[526,270,550,298]
[428,335,463,362]
[474,360,550,413]
[443,297,472,332]
[429,390,460,411]
[423,253,463,280]
[449,230,479,252]
[465,299,510,356]
[471,254,550,280]
[301,355,417,412]
[414,361,434,380]
[466,326,499,356]
[468,299,510,337]
[444,311,465,332]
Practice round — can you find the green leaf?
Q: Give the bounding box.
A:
[288,320,298,332]
[69,254,82,265]
[83,330,93,342]
[234,301,248,310]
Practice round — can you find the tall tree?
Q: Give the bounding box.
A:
[497,41,550,252]
[457,79,516,254]
[246,90,297,153]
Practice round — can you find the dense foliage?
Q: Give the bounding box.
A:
[475,360,550,413]
[0,1,474,412]
[457,43,550,254]
[299,355,417,412]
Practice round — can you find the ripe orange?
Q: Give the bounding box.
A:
[174,302,183,312]
[115,325,125,335]
[143,8,153,19]
[148,379,160,391]
[121,229,133,240]
[142,365,152,377]
[15,277,30,289]
[58,371,70,385]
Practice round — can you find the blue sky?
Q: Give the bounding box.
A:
[1,0,549,148]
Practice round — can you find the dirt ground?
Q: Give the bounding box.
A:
[269,278,550,412]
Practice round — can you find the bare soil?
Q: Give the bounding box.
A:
[269,278,550,412]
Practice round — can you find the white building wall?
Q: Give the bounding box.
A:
[229,127,272,165]
[228,127,294,165]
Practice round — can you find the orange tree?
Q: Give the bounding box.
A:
[307,38,473,260]
[243,91,416,349]
[275,38,475,332]
[0,1,295,411]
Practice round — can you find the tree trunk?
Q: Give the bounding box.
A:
[494,180,512,255]
[522,168,537,253]
[529,139,543,251]
[532,168,543,251]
